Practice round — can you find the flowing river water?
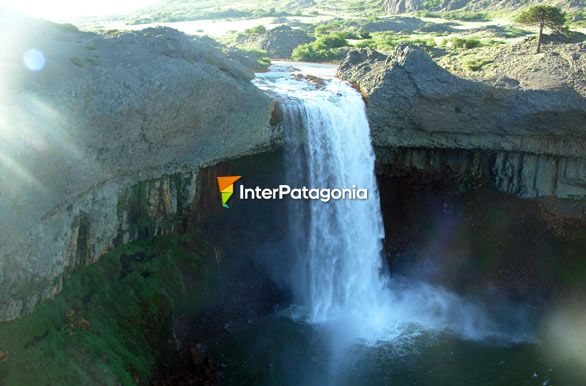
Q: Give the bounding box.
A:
[210,63,583,386]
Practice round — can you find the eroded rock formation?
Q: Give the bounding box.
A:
[337,45,586,199]
[0,13,276,321]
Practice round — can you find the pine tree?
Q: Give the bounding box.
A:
[515,5,566,54]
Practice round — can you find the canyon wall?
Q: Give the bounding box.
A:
[0,13,276,321]
[338,45,586,200]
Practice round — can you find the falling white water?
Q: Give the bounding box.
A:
[254,62,531,344]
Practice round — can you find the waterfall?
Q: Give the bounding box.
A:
[279,87,389,325]
[254,63,531,344]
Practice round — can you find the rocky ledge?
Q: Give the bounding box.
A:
[338,45,586,199]
[0,13,276,321]
[235,25,314,58]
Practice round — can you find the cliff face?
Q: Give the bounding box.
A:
[338,46,586,199]
[0,13,276,321]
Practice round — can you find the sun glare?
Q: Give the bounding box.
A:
[0,0,158,21]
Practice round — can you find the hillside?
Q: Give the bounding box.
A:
[383,0,584,14]
[125,0,583,24]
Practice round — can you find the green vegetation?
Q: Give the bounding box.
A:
[515,5,566,53]
[414,10,490,21]
[291,32,349,62]
[445,37,482,49]
[257,56,271,67]
[0,236,218,385]
[567,10,586,28]
[312,20,371,40]
[421,0,442,9]
[244,24,267,35]
[69,57,84,67]
[293,26,503,62]
[463,56,493,71]
[238,48,271,68]
[355,31,437,52]
[492,25,533,38]
[358,32,497,53]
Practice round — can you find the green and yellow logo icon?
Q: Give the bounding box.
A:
[217,176,241,208]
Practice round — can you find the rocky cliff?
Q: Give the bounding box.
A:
[338,45,586,199]
[0,12,276,321]
[382,0,584,13]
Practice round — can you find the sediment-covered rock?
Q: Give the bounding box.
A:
[0,12,275,321]
[338,45,586,199]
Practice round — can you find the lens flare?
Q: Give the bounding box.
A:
[22,48,46,71]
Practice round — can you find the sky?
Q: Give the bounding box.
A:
[0,0,159,20]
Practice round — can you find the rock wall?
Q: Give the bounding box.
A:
[338,45,586,200]
[378,147,586,199]
[0,13,276,321]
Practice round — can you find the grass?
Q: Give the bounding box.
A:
[567,10,586,28]
[70,57,84,67]
[414,10,490,22]
[0,235,218,385]
[463,56,494,71]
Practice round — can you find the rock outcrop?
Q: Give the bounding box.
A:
[235,25,314,58]
[0,12,276,321]
[338,45,586,199]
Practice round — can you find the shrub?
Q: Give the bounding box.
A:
[449,37,482,49]
[257,56,271,67]
[464,57,493,71]
[291,43,342,62]
[244,25,267,35]
[316,33,348,48]
[358,29,371,39]
[291,32,350,62]
[69,57,84,67]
